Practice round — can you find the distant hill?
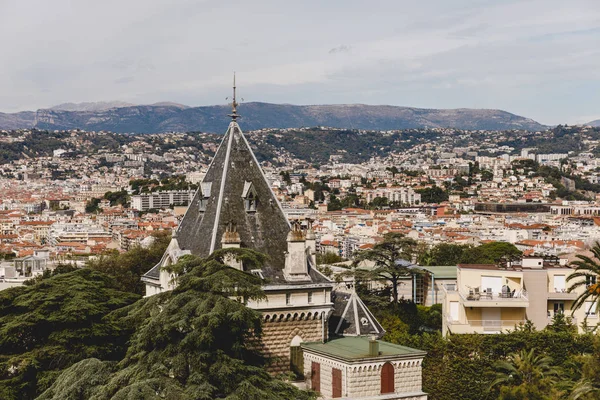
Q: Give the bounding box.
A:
[1,102,547,133]
[0,111,36,130]
[50,101,136,112]
[587,119,600,127]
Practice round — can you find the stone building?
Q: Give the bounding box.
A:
[141,86,427,398]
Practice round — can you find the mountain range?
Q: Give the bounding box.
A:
[588,120,600,127]
[0,101,559,133]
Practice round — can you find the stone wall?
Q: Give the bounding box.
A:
[346,359,424,398]
[261,313,325,374]
[303,351,426,399]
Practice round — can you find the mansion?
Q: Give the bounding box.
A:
[141,92,427,399]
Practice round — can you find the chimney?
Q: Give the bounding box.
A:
[305,219,317,267]
[221,222,242,270]
[284,221,309,281]
[369,336,379,357]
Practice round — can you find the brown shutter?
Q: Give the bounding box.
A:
[311,362,320,393]
[332,368,342,398]
[381,362,395,394]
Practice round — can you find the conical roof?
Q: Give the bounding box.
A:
[175,121,292,281]
[329,290,385,338]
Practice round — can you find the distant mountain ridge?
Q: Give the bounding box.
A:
[587,119,600,127]
[50,101,136,112]
[0,102,548,133]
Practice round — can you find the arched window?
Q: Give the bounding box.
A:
[381,362,394,394]
[290,335,304,379]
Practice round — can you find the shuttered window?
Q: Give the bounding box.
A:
[332,368,342,398]
[381,362,395,394]
[311,362,320,393]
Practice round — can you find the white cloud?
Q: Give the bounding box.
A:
[0,0,598,125]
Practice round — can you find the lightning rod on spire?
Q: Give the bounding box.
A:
[229,72,239,121]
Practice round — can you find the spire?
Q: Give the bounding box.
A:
[228,72,239,121]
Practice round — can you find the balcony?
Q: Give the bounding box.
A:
[459,289,529,308]
[446,316,526,334]
[547,290,578,301]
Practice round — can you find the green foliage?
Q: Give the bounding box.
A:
[490,348,562,397]
[419,242,522,266]
[38,251,313,400]
[85,197,101,213]
[567,242,600,330]
[130,176,197,195]
[418,243,466,266]
[327,194,343,211]
[385,331,595,400]
[352,233,418,303]
[416,186,449,204]
[459,242,522,264]
[316,252,343,265]
[87,232,170,295]
[0,270,140,399]
[103,190,129,207]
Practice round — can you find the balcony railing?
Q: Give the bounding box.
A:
[445,314,526,332]
[459,289,528,302]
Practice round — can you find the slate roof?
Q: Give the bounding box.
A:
[172,120,323,285]
[329,290,385,338]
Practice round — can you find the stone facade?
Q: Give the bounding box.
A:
[261,313,326,374]
[303,351,427,400]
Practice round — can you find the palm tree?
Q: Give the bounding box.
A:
[490,348,562,396]
[567,242,600,328]
[571,379,600,399]
[351,232,418,303]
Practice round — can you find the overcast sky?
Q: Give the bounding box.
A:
[1,0,599,124]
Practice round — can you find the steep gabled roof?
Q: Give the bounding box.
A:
[329,290,385,338]
[175,121,292,281]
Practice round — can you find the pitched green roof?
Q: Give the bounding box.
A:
[418,265,457,279]
[301,337,425,362]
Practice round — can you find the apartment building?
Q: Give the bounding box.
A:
[131,190,195,211]
[442,257,597,335]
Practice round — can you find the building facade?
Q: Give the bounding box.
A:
[442,257,597,335]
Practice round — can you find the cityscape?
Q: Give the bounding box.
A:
[1,1,600,400]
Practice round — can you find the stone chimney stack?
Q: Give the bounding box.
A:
[221,222,243,270]
[284,221,309,281]
[305,219,317,268]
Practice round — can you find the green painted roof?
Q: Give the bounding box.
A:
[418,265,457,279]
[301,337,425,362]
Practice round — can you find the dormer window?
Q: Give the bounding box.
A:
[242,181,257,213]
[199,182,212,212]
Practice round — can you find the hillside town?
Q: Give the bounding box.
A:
[1,124,600,286]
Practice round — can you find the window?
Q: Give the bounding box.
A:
[553,275,566,293]
[308,292,313,304]
[586,275,597,287]
[242,181,258,212]
[286,293,292,305]
[553,302,564,315]
[381,362,395,394]
[585,301,597,317]
[290,345,304,380]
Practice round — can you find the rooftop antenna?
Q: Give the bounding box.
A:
[227,72,239,121]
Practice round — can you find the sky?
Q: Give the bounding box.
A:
[0,0,599,125]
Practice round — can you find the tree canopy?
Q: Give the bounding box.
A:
[87,232,170,294]
[38,251,314,400]
[0,269,140,400]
